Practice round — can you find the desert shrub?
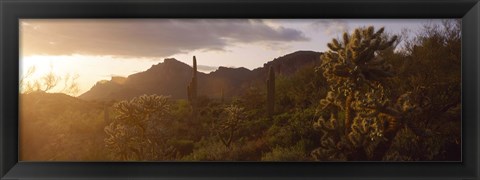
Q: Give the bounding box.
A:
[184,136,268,161]
[183,138,238,161]
[170,139,195,156]
[262,141,309,161]
[265,108,318,150]
[384,120,460,161]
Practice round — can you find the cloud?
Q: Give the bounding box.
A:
[20,19,309,58]
[310,20,350,36]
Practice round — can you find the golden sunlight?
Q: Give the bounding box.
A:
[20,54,159,96]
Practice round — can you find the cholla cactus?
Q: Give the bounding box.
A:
[311,114,348,161]
[312,26,406,161]
[104,95,176,160]
[214,105,246,148]
[322,26,397,134]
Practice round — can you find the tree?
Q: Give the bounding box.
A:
[61,73,80,95]
[20,65,80,96]
[19,66,36,90]
[41,68,61,92]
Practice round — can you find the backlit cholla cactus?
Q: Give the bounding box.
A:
[322,26,397,134]
[104,95,176,160]
[312,26,409,161]
[214,104,246,148]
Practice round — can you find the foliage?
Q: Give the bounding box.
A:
[266,108,318,149]
[20,65,80,96]
[262,141,308,161]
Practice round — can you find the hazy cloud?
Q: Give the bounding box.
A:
[21,19,309,58]
[310,20,350,36]
[197,65,219,72]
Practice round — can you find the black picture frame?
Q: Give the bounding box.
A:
[1,0,479,179]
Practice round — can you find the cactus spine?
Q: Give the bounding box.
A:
[266,66,275,119]
[187,56,198,120]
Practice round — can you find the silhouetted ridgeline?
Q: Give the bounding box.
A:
[78,51,322,101]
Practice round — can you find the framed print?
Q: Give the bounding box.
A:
[1,0,479,179]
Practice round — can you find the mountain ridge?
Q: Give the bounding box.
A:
[78,50,322,101]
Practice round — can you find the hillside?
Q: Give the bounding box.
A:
[20,91,106,160]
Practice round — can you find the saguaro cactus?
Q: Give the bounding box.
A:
[266,66,275,119]
[187,56,198,120]
[220,88,225,103]
[104,103,110,124]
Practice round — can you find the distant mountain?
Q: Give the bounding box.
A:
[79,58,194,101]
[250,50,323,82]
[78,51,322,101]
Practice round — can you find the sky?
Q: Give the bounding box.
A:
[19,19,448,96]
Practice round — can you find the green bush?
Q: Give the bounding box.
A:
[262,141,308,161]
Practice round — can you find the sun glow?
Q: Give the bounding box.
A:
[20,54,160,96]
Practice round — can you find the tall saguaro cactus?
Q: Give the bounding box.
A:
[266,66,275,119]
[104,103,110,124]
[220,88,225,103]
[187,56,198,120]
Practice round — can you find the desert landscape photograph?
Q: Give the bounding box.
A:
[19,19,461,161]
